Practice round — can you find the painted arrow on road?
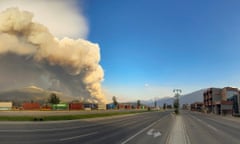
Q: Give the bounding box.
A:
[147,129,162,138]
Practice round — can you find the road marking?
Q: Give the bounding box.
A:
[121,118,164,144]
[153,131,161,138]
[121,122,157,144]
[147,129,162,138]
[147,129,154,135]
[190,115,217,132]
[60,131,98,141]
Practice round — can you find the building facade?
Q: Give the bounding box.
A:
[203,87,239,115]
[223,87,240,115]
[203,88,222,114]
[191,102,203,111]
[0,102,12,110]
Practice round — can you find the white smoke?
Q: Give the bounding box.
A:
[0,0,88,38]
[0,8,106,104]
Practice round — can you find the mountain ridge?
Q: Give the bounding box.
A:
[142,89,205,106]
[0,86,77,106]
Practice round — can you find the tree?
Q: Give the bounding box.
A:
[48,93,60,104]
[137,100,141,107]
[163,103,166,110]
[154,100,157,108]
[112,96,118,106]
[173,98,179,114]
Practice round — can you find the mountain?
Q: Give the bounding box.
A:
[0,86,77,106]
[142,97,174,107]
[142,89,205,107]
[179,89,205,105]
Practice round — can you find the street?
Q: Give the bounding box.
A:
[0,111,173,144]
[1,110,240,144]
[183,111,240,144]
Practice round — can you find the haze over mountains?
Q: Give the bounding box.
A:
[0,86,77,106]
[0,86,205,107]
[142,89,205,107]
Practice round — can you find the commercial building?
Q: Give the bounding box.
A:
[97,104,106,110]
[69,103,84,110]
[223,87,240,116]
[203,87,239,115]
[52,103,68,110]
[203,88,222,113]
[22,102,40,110]
[0,102,12,110]
[190,102,203,112]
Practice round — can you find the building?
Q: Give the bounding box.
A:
[191,102,203,111]
[203,87,239,115]
[0,102,12,110]
[97,103,106,110]
[182,104,190,110]
[117,103,135,110]
[228,95,240,115]
[203,88,222,113]
[223,87,240,116]
[106,103,116,109]
[222,87,239,100]
[69,103,84,110]
[22,102,40,110]
[52,103,68,110]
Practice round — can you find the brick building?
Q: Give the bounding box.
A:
[203,88,222,113]
[203,87,239,115]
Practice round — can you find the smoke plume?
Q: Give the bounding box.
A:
[0,8,106,104]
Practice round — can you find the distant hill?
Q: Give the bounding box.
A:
[179,89,205,105]
[142,97,174,107]
[142,89,205,107]
[0,86,77,106]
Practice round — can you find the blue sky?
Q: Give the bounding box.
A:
[80,0,240,101]
[1,0,239,102]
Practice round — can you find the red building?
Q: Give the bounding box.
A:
[22,102,40,110]
[69,103,84,110]
[118,103,133,109]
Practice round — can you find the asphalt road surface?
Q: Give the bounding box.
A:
[0,111,173,144]
[183,110,240,144]
[2,110,240,144]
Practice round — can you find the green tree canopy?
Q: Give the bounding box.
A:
[137,100,141,107]
[112,96,118,106]
[48,93,60,104]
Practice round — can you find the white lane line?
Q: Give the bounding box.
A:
[190,115,217,132]
[60,131,98,141]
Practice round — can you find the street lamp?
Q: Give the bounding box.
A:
[173,89,182,114]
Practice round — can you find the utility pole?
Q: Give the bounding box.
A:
[173,89,182,114]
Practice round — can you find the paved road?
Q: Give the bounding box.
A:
[5,110,239,144]
[0,111,173,144]
[182,110,240,144]
[0,109,146,116]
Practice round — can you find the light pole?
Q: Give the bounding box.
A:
[173,89,182,114]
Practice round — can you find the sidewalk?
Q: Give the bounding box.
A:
[167,114,190,144]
